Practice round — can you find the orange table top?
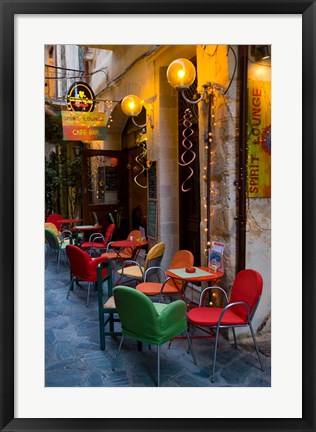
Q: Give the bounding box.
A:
[166,266,224,283]
[110,239,148,249]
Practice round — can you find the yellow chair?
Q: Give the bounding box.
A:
[117,242,165,286]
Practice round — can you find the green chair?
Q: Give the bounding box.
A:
[45,228,71,272]
[112,285,197,386]
[97,262,122,350]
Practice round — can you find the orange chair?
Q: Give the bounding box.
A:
[66,244,112,307]
[80,223,115,256]
[187,269,264,382]
[136,250,194,300]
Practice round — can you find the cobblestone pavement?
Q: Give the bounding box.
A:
[45,252,271,387]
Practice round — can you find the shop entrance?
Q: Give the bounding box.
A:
[82,148,128,239]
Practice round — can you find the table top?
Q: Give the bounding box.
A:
[58,218,83,224]
[110,239,148,249]
[166,266,224,282]
[72,224,102,231]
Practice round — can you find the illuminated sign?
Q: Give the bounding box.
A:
[61,112,106,141]
[247,79,271,198]
[67,81,95,112]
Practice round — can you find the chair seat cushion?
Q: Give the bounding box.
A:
[82,241,106,250]
[103,295,116,309]
[188,306,246,327]
[136,280,180,296]
[117,265,144,279]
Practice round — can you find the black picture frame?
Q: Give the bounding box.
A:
[0,1,314,431]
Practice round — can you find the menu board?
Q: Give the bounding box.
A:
[147,200,157,238]
[148,162,157,199]
[105,166,118,191]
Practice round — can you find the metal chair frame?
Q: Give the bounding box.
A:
[190,284,264,382]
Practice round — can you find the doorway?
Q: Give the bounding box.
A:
[178,74,201,265]
[82,148,128,239]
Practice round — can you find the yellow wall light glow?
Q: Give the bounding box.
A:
[166,58,196,90]
[121,94,143,117]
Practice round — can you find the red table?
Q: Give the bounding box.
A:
[58,218,83,231]
[109,239,148,261]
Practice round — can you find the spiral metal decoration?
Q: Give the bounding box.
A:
[179,108,196,192]
[133,141,148,189]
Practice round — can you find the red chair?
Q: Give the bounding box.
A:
[46,213,64,231]
[66,244,112,307]
[188,269,264,382]
[80,223,115,256]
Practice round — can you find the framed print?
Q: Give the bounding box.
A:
[1,0,315,431]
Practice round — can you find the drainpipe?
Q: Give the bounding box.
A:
[236,45,248,273]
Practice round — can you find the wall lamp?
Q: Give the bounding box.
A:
[167,58,223,104]
[121,94,154,128]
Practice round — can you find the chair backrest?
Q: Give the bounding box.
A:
[45,228,59,251]
[169,250,194,290]
[104,223,115,246]
[46,214,63,231]
[122,230,142,256]
[170,250,194,269]
[114,285,187,345]
[93,211,99,225]
[66,244,95,280]
[144,242,165,272]
[229,269,263,321]
[45,222,60,236]
[127,230,142,241]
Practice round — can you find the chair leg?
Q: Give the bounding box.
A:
[211,325,221,383]
[249,322,264,371]
[57,250,61,273]
[86,283,91,307]
[99,311,105,351]
[185,330,197,365]
[232,328,238,348]
[157,345,160,387]
[66,277,74,299]
[112,335,125,370]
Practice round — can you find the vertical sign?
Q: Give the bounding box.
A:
[247,79,271,198]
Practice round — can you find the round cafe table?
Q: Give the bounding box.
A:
[58,218,83,231]
[165,266,224,303]
[72,225,103,244]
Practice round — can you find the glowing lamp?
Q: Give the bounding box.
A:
[121,94,143,117]
[166,58,196,90]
